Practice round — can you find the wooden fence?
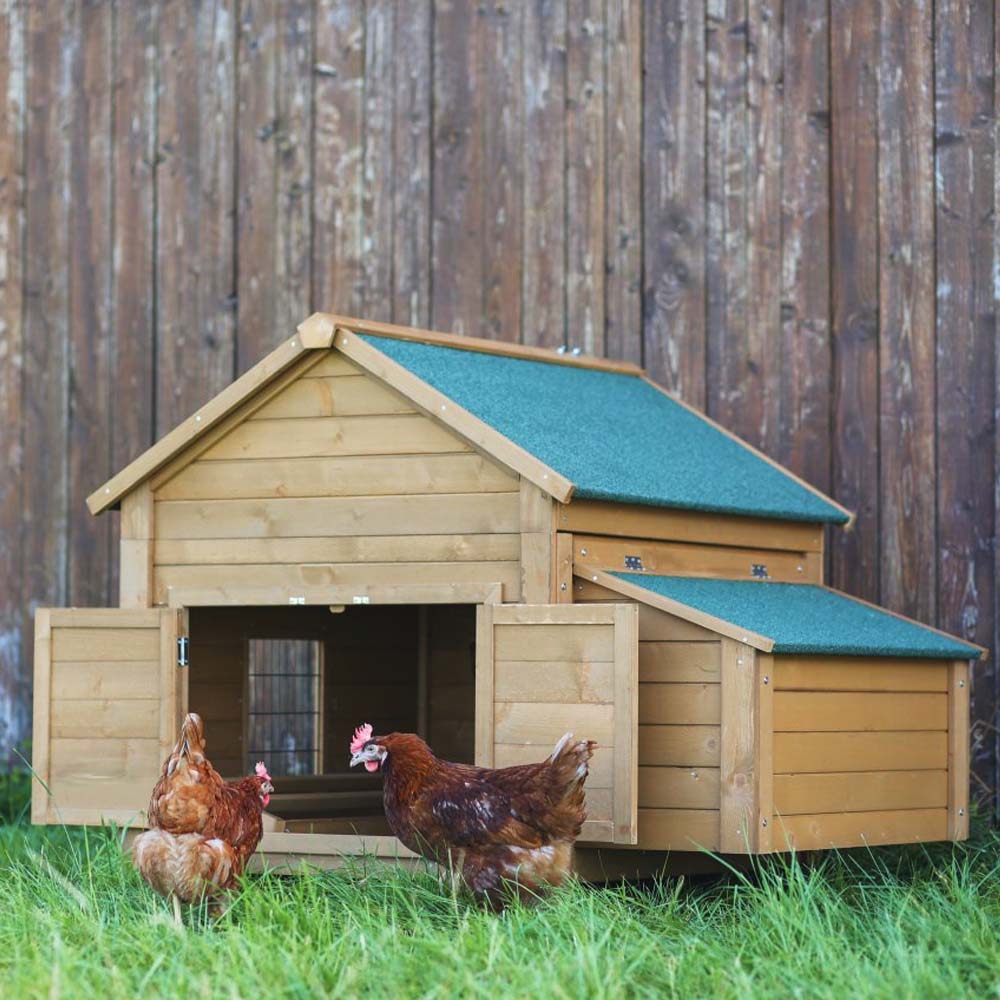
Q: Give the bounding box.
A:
[0,0,997,809]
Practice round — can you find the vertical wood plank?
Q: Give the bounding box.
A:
[519,480,552,604]
[603,0,641,364]
[23,0,71,737]
[566,0,604,355]
[554,532,574,603]
[947,660,970,840]
[158,608,181,758]
[474,603,495,767]
[392,0,431,327]
[363,0,394,321]
[612,601,638,844]
[521,0,566,349]
[432,0,483,336]
[0,0,25,751]
[157,0,237,432]
[67,0,113,608]
[877,0,936,622]
[111,0,158,606]
[482,0,523,343]
[30,608,51,823]
[313,1,364,315]
[829,0,880,603]
[642,0,706,404]
[705,0,749,435]
[933,0,996,804]
[120,483,154,609]
[719,638,758,852]
[779,0,830,490]
[744,0,782,454]
[757,652,774,851]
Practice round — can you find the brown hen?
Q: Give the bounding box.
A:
[132,713,272,917]
[350,724,594,907]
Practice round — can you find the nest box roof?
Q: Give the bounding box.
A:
[88,312,852,525]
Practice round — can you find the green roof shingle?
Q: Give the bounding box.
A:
[608,574,981,658]
[362,335,849,524]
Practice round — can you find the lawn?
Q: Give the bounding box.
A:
[2,772,999,1000]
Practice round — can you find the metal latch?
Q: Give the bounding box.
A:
[177,636,189,667]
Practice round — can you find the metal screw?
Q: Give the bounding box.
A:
[761,818,768,828]
[580,548,588,556]
[560,582,567,591]
[797,565,804,573]
[959,679,965,688]
[959,808,965,816]
[763,675,770,685]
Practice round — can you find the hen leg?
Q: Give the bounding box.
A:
[171,893,183,926]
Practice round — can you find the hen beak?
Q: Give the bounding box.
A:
[350,744,385,770]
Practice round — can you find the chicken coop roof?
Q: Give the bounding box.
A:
[600,572,984,659]
[357,333,851,524]
[88,312,851,523]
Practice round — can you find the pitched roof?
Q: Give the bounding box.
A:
[89,312,851,524]
[360,333,851,524]
[598,572,984,659]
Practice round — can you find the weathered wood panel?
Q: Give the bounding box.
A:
[1,3,997,815]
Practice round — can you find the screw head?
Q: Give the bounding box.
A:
[580,548,588,556]
[959,808,965,816]
[761,818,768,827]
[763,675,769,685]
[560,582,567,592]
[959,679,965,688]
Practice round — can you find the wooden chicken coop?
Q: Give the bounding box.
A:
[31,313,984,877]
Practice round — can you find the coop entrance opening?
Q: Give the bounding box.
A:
[186,604,477,839]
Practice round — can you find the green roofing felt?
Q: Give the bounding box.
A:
[608,574,980,658]
[360,336,849,523]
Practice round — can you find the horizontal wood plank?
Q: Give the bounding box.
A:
[493,702,614,746]
[49,738,162,780]
[249,374,414,419]
[774,731,948,772]
[771,808,948,852]
[494,742,614,787]
[638,765,720,809]
[156,453,518,501]
[200,414,471,461]
[50,698,160,739]
[773,656,949,692]
[639,724,721,766]
[773,691,947,731]
[774,769,948,815]
[635,808,720,851]
[155,493,520,539]
[639,682,721,725]
[47,609,164,628]
[493,660,614,704]
[51,660,160,699]
[493,623,615,662]
[51,628,160,662]
[639,641,721,682]
[559,500,824,552]
[298,352,363,377]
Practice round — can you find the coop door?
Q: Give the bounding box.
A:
[475,603,638,845]
[32,608,187,827]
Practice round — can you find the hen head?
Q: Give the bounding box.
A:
[348,723,384,772]
[254,761,274,807]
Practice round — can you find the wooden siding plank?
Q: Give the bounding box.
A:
[829,0,880,605]
[934,0,996,805]
[494,660,614,705]
[639,724,721,767]
[155,493,520,539]
[49,738,162,780]
[642,0,706,401]
[774,731,948,774]
[639,765,720,810]
[877,0,936,622]
[565,0,604,354]
[154,534,520,566]
[636,808,720,852]
[493,624,614,662]
[604,0,641,363]
[248,375,414,419]
[199,414,472,461]
[555,532,574,603]
[392,0,431,327]
[720,640,758,852]
[773,691,947,732]
[519,480,553,604]
[948,660,970,839]
[772,808,948,852]
[774,769,947,815]
[559,501,823,552]
[639,683,720,725]
[156,0,236,433]
[574,535,814,583]
[50,699,160,740]
[639,641,721,683]
[474,602,495,767]
[613,602,639,843]
[494,702,614,747]
[521,0,566,349]
[773,657,950,692]
[51,660,160,700]
[158,453,517,501]
[51,628,160,663]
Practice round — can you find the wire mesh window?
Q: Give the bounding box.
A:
[247,639,322,776]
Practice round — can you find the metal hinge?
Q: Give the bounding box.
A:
[177,636,189,668]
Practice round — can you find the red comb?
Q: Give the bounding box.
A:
[350,723,373,753]
[255,761,271,783]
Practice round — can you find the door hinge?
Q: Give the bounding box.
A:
[177,636,189,667]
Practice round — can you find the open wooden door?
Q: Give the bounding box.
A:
[475,603,638,845]
[32,608,187,826]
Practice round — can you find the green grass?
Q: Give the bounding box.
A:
[2,778,999,1000]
